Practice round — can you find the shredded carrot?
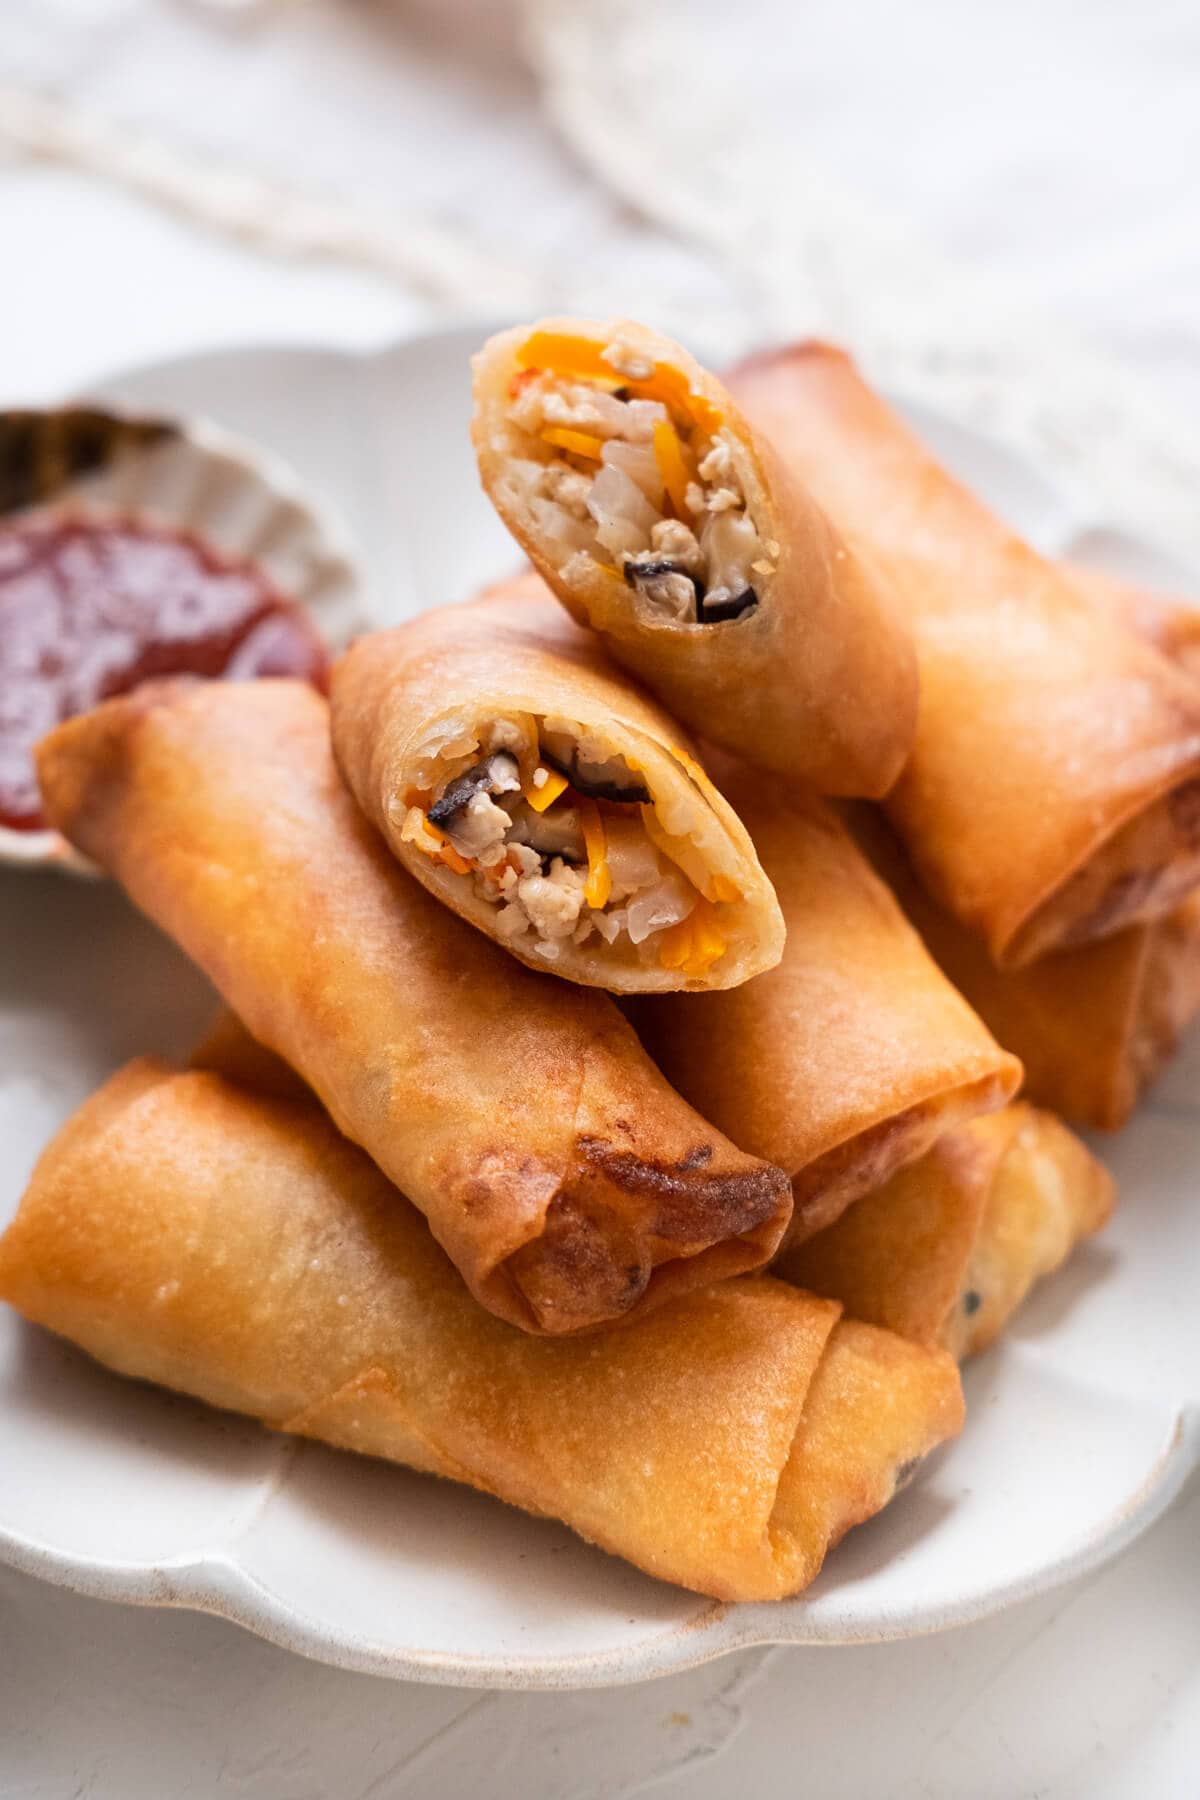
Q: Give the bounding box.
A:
[515,330,723,435]
[424,818,474,875]
[577,799,612,909]
[540,426,606,461]
[522,764,569,813]
[688,900,728,971]
[653,419,694,518]
[402,808,476,877]
[639,363,723,435]
[438,842,474,877]
[657,914,695,971]
[516,332,614,382]
[659,898,727,976]
[669,744,709,783]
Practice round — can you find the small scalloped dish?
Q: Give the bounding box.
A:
[0,403,368,874]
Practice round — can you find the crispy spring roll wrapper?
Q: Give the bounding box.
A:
[727,343,1200,966]
[0,1061,963,1604]
[778,1104,1114,1361]
[472,317,917,797]
[631,762,1022,1248]
[330,581,784,992]
[35,681,792,1336]
[854,806,1200,1131]
[1065,563,1200,683]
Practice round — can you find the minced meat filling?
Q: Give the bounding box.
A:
[403,721,734,975]
[503,345,778,626]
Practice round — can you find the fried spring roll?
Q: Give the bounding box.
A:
[472,317,917,797]
[855,806,1200,1131]
[778,1105,1114,1360]
[330,581,784,992]
[1065,563,1200,683]
[727,343,1200,965]
[0,1061,963,1603]
[632,764,1021,1247]
[35,681,792,1335]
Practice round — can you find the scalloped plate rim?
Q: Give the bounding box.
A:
[0,1405,1194,1690]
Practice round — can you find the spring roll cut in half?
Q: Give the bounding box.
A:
[35,681,792,1335]
[779,1105,1114,1360]
[632,760,1022,1247]
[330,581,784,991]
[727,343,1200,965]
[856,807,1200,1131]
[472,317,917,797]
[0,1062,964,1603]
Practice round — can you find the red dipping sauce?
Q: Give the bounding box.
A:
[0,515,331,830]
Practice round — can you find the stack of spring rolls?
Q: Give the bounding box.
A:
[4,315,1199,1606]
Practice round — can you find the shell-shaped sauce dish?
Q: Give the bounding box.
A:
[0,405,368,874]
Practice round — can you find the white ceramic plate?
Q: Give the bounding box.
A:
[1,326,1197,1690]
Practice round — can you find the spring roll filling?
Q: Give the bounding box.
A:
[402,712,742,975]
[499,331,777,626]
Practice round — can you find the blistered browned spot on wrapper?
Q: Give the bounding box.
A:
[505,1189,649,1332]
[576,1137,791,1242]
[501,1140,791,1334]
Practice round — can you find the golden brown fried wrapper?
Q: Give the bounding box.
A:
[854,806,1200,1131]
[473,317,917,797]
[778,1104,1114,1360]
[0,1061,963,1603]
[35,681,791,1336]
[1065,563,1200,683]
[632,761,1021,1247]
[330,580,784,992]
[727,342,1200,965]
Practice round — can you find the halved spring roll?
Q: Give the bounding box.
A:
[472,317,917,797]
[778,1104,1114,1361]
[855,805,1200,1131]
[35,680,792,1335]
[631,758,1022,1247]
[727,342,1200,965]
[0,1060,964,1604]
[330,579,784,992]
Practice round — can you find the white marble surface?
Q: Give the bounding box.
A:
[2,4,1199,1793]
